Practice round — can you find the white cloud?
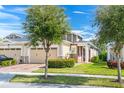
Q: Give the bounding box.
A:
[7,7,26,15]
[14,7,26,11]
[0,29,22,38]
[0,23,22,30]
[0,23,21,26]
[81,25,97,41]
[0,11,20,20]
[72,30,94,36]
[72,30,83,36]
[82,31,94,36]
[72,30,82,33]
[0,22,23,38]
[73,11,88,14]
[84,36,95,41]
[72,29,96,41]
[0,5,4,10]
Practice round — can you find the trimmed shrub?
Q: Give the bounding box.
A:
[11,59,17,65]
[107,60,124,69]
[0,59,17,67]
[64,59,76,67]
[48,58,76,68]
[91,56,99,63]
[0,60,11,66]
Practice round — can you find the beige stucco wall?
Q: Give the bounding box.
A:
[62,44,70,57]
[61,41,71,58]
[57,41,71,58]
[90,48,98,58]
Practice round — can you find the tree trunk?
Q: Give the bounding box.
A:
[44,51,49,79]
[117,54,122,83]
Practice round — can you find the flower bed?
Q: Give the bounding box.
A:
[107,60,124,69]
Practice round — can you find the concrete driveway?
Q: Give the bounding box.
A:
[0,64,44,72]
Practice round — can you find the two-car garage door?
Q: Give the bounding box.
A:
[0,48,57,64]
[30,48,57,64]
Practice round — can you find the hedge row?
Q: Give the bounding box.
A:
[48,58,76,68]
[107,60,124,69]
[0,59,17,67]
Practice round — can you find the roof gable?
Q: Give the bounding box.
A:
[4,33,29,42]
[0,38,13,44]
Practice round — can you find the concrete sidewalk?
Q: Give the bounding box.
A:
[0,72,123,79]
[0,73,15,82]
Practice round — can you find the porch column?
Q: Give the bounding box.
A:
[23,46,26,63]
[85,45,89,63]
[27,47,31,64]
[21,45,25,63]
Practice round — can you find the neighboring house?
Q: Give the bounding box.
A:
[107,44,124,61]
[0,32,99,64]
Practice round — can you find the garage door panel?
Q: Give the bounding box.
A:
[30,48,57,64]
[0,49,12,57]
[49,48,57,59]
[0,48,21,63]
[30,49,45,64]
[0,49,5,55]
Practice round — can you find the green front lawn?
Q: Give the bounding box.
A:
[10,75,124,88]
[33,62,124,76]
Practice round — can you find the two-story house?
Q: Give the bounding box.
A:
[0,32,99,64]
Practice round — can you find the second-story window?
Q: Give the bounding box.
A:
[67,34,72,42]
[73,34,76,42]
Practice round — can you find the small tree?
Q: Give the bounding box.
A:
[95,6,124,83]
[23,5,70,79]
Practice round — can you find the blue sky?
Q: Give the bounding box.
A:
[0,5,97,41]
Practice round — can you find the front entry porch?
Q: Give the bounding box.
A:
[70,43,91,63]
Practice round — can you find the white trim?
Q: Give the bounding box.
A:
[0,45,22,48]
[85,44,89,63]
[28,47,31,64]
